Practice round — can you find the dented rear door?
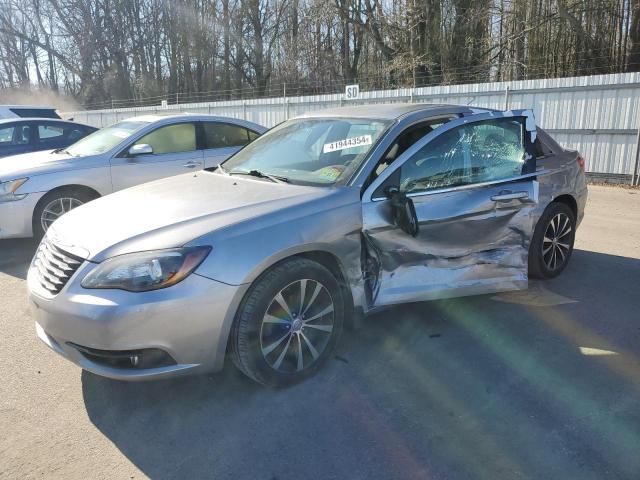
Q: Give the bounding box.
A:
[361,110,539,308]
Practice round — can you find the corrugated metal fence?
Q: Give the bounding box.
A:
[66,72,640,182]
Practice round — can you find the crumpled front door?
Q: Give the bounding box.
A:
[361,110,540,309]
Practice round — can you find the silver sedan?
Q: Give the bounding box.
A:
[27,104,587,386]
[0,114,265,239]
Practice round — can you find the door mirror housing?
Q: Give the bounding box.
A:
[128,143,153,157]
[386,188,419,237]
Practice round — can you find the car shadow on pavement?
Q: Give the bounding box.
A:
[0,239,38,280]
[76,249,640,479]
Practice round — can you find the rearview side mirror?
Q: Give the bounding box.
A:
[386,187,419,237]
[128,143,153,157]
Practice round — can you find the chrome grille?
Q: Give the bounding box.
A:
[33,238,83,294]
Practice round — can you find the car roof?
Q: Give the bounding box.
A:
[121,113,247,123]
[296,103,491,120]
[0,117,92,127]
[123,113,192,123]
[116,113,267,132]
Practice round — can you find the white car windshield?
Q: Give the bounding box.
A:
[66,121,149,157]
[222,117,391,185]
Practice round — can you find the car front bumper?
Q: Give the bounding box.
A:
[28,260,249,381]
[0,192,45,239]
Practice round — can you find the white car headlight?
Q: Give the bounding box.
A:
[81,247,211,292]
[0,178,28,202]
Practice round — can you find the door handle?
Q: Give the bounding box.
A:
[183,161,200,169]
[490,191,529,202]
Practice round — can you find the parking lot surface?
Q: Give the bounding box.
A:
[1,185,639,480]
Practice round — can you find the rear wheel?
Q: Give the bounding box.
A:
[230,258,344,387]
[529,202,576,279]
[32,188,98,239]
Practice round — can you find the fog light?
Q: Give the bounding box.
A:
[66,343,177,369]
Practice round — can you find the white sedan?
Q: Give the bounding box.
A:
[0,113,265,239]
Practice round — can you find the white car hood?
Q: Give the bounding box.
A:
[0,150,102,184]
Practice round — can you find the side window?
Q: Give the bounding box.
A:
[66,127,87,143]
[0,126,15,145]
[248,130,260,142]
[203,123,251,148]
[38,124,65,143]
[2,124,32,145]
[134,123,196,155]
[373,117,454,179]
[399,118,526,194]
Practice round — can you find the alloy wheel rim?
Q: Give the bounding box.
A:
[41,197,84,232]
[542,212,572,270]
[260,279,335,374]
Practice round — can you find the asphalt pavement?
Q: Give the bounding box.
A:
[1,185,639,480]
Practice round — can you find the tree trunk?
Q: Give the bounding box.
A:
[629,0,640,71]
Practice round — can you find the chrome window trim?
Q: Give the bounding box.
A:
[370,169,551,202]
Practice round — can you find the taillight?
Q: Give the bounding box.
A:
[577,155,585,170]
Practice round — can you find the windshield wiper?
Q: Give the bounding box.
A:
[230,169,290,184]
[52,148,71,155]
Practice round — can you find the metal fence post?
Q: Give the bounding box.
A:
[504,87,510,111]
[633,129,640,186]
[283,83,289,120]
[632,98,640,186]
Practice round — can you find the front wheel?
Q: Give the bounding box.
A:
[230,258,344,387]
[32,188,97,239]
[529,202,576,279]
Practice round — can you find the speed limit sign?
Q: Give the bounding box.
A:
[345,84,360,100]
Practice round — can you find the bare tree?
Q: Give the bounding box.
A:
[0,0,634,107]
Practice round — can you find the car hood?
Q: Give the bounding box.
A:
[0,150,103,183]
[48,171,341,261]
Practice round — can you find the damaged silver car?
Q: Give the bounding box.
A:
[27,104,587,386]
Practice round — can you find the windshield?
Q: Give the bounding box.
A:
[221,117,391,185]
[66,121,149,157]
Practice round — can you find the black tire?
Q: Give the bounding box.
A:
[230,257,344,387]
[32,188,98,240]
[528,202,576,279]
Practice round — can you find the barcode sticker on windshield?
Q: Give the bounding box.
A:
[323,135,372,153]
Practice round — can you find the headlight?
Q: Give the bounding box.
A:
[81,246,211,292]
[0,178,28,202]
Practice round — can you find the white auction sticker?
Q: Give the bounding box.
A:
[323,135,372,153]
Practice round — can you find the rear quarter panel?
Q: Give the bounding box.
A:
[536,149,587,226]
